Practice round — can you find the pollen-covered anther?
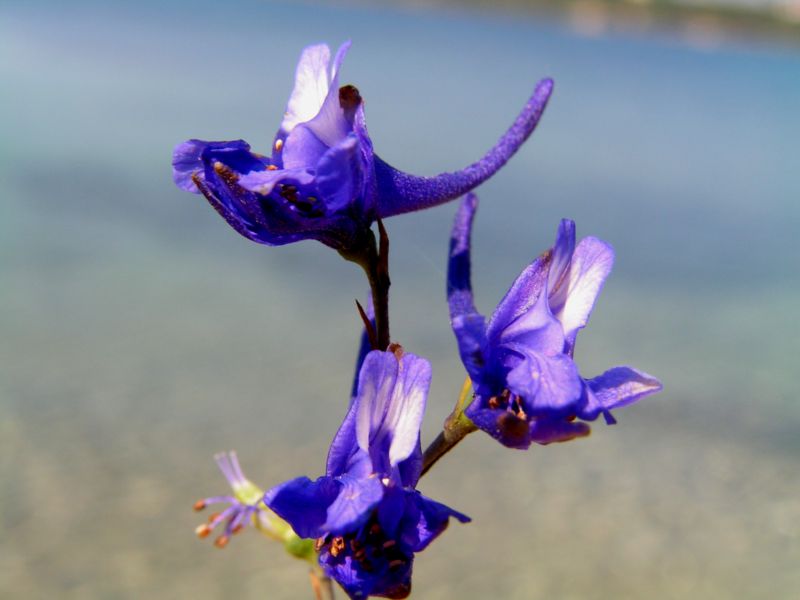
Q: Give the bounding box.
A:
[193,500,206,511]
[315,536,327,552]
[213,162,241,188]
[214,535,229,549]
[266,164,278,171]
[232,524,244,535]
[274,139,283,152]
[195,524,212,539]
[330,536,346,558]
[208,512,220,523]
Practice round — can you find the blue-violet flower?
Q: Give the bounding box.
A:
[264,348,469,599]
[172,42,553,251]
[447,194,662,449]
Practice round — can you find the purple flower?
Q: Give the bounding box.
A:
[264,348,469,599]
[448,194,662,449]
[193,451,278,548]
[172,42,553,251]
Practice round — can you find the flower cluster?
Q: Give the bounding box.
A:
[178,42,661,599]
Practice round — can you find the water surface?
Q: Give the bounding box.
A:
[2,1,799,598]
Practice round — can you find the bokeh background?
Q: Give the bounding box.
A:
[2,0,799,598]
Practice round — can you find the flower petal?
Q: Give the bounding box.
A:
[354,351,431,474]
[322,473,384,535]
[551,236,615,352]
[263,476,341,539]
[237,166,315,195]
[401,492,470,553]
[315,134,361,213]
[191,173,274,244]
[529,417,591,445]
[295,42,353,150]
[321,548,413,600]
[447,195,488,383]
[464,399,533,449]
[485,252,551,347]
[580,366,663,420]
[546,219,577,318]
[280,43,333,135]
[172,139,262,192]
[326,403,360,478]
[505,346,583,414]
[490,266,565,354]
[172,139,207,192]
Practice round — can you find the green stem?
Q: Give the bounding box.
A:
[421,377,477,477]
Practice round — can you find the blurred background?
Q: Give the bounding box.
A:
[2,0,798,598]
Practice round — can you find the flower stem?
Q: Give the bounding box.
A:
[421,377,477,477]
[309,567,336,600]
[340,222,391,350]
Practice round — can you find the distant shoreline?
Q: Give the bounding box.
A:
[378,0,800,47]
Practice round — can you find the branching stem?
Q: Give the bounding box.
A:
[421,377,477,476]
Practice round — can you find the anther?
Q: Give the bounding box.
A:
[212,162,240,187]
[369,524,381,536]
[315,537,326,552]
[232,524,244,535]
[208,512,220,523]
[388,559,406,571]
[330,536,345,558]
[274,139,283,152]
[382,540,396,549]
[266,164,278,171]
[193,500,206,511]
[214,535,229,549]
[195,524,211,539]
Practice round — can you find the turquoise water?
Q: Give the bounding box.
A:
[2,1,799,598]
